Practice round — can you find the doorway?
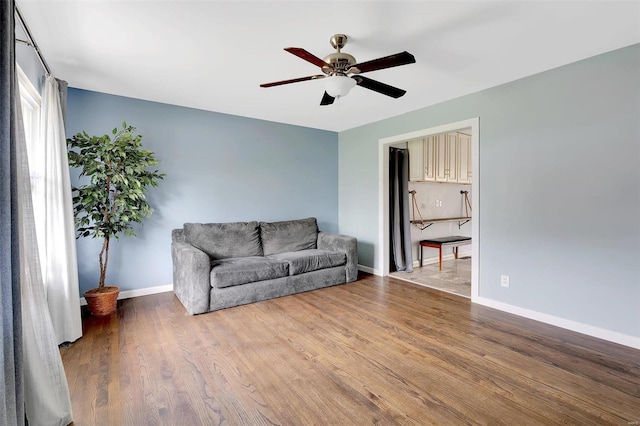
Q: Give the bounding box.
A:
[378,118,479,300]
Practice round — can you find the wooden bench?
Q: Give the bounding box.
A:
[419,236,472,270]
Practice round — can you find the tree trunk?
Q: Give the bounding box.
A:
[98,237,110,289]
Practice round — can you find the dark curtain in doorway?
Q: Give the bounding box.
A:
[389,148,413,272]
[1,0,25,424]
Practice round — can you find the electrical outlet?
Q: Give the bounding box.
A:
[500,275,510,288]
[435,200,439,207]
[439,200,443,207]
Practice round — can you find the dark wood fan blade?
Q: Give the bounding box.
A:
[285,47,331,69]
[260,75,325,88]
[320,91,335,106]
[350,51,415,74]
[354,76,406,98]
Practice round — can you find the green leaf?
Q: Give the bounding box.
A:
[67,123,164,252]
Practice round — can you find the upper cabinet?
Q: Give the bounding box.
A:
[408,131,472,184]
[408,138,424,182]
[457,132,472,184]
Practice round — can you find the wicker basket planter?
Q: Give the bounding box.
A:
[83,286,120,316]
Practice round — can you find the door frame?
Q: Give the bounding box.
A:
[378,117,480,300]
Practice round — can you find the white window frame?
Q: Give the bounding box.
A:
[17,64,42,158]
[18,64,47,270]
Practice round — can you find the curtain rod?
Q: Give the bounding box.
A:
[15,5,51,76]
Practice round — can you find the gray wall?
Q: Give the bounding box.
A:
[338,44,640,338]
[66,89,339,294]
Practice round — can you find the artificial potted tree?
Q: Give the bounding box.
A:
[67,122,164,316]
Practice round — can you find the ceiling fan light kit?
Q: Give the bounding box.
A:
[260,34,415,106]
[324,74,356,98]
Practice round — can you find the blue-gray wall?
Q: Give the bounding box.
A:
[338,44,640,339]
[66,90,338,294]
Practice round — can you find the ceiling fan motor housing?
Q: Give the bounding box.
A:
[322,52,357,75]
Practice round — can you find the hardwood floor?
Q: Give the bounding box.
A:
[61,274,640,425]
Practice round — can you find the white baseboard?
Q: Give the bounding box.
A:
[358,264,378,275]
[475,296,640,350]
[80,284,173,306]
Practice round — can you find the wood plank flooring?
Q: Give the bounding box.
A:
[61,274,640,425]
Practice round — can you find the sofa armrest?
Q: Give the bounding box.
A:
[317,232,358,282]
[172,241,211,315]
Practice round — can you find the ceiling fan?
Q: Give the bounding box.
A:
[260,34,416,106]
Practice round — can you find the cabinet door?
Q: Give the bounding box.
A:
[423,136,436,181]
[435,134,448,182]
[457,133,472,184]
[444,133,458,182]
[407,138,424,181]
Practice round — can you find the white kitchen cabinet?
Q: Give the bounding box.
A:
[424,136,436,181]
[435,133,457,182]
[408,136,437,182]
[457,132,472,184]
[434,134,448,182]
[407,131,471,184]
[444,133,458,183]
[408,138,424,182]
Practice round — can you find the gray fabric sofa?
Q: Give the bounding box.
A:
[172,217,358,314]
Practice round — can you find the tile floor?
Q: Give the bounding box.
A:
[389,257,472,298]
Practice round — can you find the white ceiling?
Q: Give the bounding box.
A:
[16,1,640,132]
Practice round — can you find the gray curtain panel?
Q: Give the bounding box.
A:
[389,148,413,272]
[1,0,26,424]
[56,78,67,126]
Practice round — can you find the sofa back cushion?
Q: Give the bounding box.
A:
[183,221,263,259]
[260,217,318,256]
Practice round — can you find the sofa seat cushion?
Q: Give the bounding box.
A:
[210,257,289,289]
[260,217,318,255]
[184,221,262,259]
[267,249,346,276]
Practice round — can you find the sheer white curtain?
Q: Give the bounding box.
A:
[17,77,73,426]
[36,75,82,344]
